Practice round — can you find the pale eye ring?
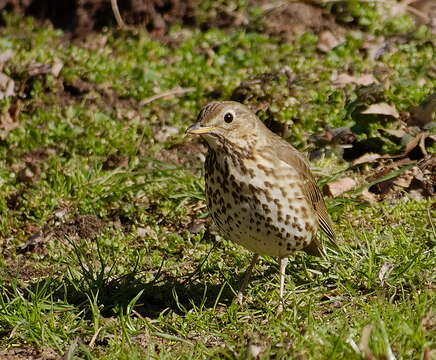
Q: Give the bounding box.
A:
[224,112,234,123]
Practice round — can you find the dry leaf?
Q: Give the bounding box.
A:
[409,92,436,127]
[352,153,382,166]
[361,103,399,118]
[409,0,436,34]
[51,58,64,77]
[27,62,52,76]
[0,72,15,99]
[0,110,19,139]
[0,49,14,65]
[360,188,377,204]
[247,343,263,358]
[382,128,407,138]
[378,262,394,285]
[323,177,356,197]
[317,30,344,52]
[392,132,428,159]
[392,170,415,187]
[332,73,378,87]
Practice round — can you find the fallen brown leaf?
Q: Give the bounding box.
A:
[0,49,14,66]
[317,30,344,52]
[0,72,15,99]
[382,128,407,138]
[51,58,64,77]
[0,110,19,139]
[361,102,399,118]
[27,62,52,76]
[247,342,263,358]
[323,177,356,197]
[378,262,394,285]
[392,169,415,188]
[409,92,436,127]
[332,73,378,87]
[409,0,436,34]
[392,132,428,159]
[352,153,382,166]
[360,188,377,204]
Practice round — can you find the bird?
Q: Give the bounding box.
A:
[186,101,336,308]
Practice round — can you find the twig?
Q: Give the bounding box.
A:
[139,87,195,106]
[110,0,126,29]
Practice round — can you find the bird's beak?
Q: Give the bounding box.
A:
[186,123,217,135]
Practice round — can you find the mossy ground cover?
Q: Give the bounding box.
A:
[0,3,435,359]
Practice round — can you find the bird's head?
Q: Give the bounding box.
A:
[186,101,262,151]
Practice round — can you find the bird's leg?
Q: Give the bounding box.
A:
[236,253,259,304]
[278,257,288,312]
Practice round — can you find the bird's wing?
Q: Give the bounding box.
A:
[273,138,336,243]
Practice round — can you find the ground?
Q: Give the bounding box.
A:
[0,1,435,359]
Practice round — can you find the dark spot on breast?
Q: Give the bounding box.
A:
[257,164,272,175]
[231,181,240,191]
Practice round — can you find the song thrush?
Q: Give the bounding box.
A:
[186,101,335,307]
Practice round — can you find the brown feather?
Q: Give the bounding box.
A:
[267,133,336,243]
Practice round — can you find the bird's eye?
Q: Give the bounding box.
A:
[224,112,234,123]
